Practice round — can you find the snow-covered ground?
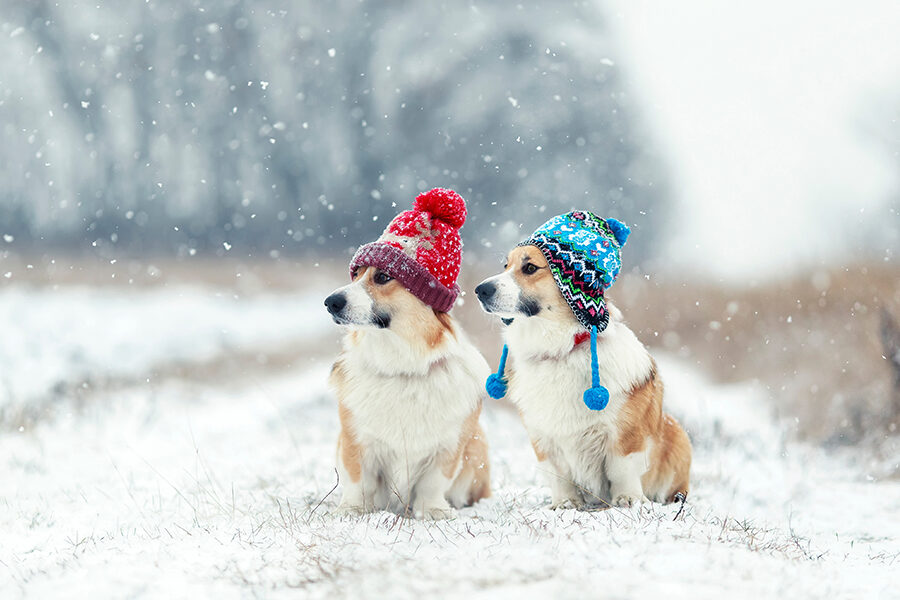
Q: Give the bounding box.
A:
[0,285,329,420]
[2,283,898,599]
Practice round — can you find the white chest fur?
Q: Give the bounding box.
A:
[338,329,488,467]
[504,308,653,497]
[506,312,651,427]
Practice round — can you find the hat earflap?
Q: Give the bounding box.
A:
[582,325,610,410]
[485,345,509,399]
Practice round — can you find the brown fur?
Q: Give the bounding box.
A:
[437,402,492,504]
[430,310,456,348]
[355,266,453,352]
[530,439,548,463]
[505,246,572,322]
[331,360,363,483]
[615,361,692,502]
[616,362,663,456]
[442,406,482,477]
[650,416,692,502]
[450,413,492,504]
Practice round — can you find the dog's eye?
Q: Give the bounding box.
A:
[522,263,539,275]
[373,271,393,285]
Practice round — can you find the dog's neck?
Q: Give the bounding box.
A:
[343,325,453,377]
[503,317,585,360]
[505,302,620,361]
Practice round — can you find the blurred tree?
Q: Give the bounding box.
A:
[0,0,668,262]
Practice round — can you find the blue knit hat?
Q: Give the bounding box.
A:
[486,211,630,411]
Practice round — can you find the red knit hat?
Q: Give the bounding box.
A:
[349,188,467,312]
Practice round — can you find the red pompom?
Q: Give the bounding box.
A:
[413,188,467,228]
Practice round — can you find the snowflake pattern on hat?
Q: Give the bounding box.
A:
[519,210,630,332]
[487,210,632,410]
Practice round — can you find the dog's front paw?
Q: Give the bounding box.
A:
[550,497,584,511]
[418,506,457,520]
[334,503,370,517]
[612,494,646,508]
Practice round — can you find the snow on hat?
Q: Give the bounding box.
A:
[486,210,631,411]
[349,188,467,312]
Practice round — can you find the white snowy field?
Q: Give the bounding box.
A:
[0,285,330,419]
[1,283,898,599]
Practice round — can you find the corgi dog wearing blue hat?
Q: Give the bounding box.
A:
[475,211,691,509]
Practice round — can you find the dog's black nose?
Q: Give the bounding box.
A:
[324,293,347,315]
[474,282,496,302]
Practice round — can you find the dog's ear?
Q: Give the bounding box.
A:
[606,218,630,247]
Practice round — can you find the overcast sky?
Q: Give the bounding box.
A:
[612,1,900,280]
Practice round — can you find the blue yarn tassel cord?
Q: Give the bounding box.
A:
[485,344,509,399]
[487,329,608,409]
[582,325,610,410]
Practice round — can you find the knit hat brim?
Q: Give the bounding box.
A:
[349,242,459,312]
[520,239,611,332]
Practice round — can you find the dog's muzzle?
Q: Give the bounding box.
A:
[474,282,496,309]
[324,292,347,316]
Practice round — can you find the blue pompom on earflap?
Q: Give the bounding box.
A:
[605,218,631,247]
[583,385,610,411]
[486,373,508,400]
[485,344,510,399]
[583,325,610,411]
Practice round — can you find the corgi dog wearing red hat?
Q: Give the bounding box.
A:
[475,211,690,509]
[324,188,491,519]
